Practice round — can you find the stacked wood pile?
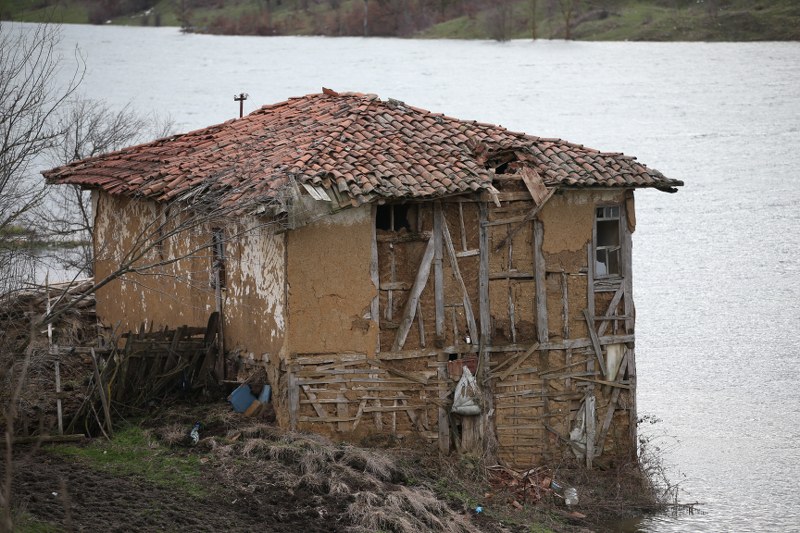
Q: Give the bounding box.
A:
[0,277,219,437]
[0,279,98,436]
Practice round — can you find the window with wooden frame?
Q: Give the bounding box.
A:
[375,204,417,232]
[210,227,226,289]
[594,206,621,277]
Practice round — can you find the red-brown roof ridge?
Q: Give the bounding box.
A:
[44,89,683,211]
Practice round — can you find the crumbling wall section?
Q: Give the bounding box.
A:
[93,192,286,361]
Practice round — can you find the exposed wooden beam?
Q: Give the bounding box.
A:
[391,235,436,351]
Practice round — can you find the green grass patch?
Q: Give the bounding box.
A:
[51,424,206,498]
[11,511,61,533]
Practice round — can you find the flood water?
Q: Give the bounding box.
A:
[12,22,800,532]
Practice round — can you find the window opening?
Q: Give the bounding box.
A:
[375,204,414,231]
[594,206,621,277]
[211,227,226,289]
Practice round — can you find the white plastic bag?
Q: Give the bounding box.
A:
[451,366,482,416]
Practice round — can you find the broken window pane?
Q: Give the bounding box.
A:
[594,206,621,277]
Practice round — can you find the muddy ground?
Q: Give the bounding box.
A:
[11,450,351,532]
[3,403,517,532]
[4,402,649,532]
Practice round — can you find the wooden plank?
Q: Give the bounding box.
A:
[484,215,528,227]
[373,398,383,430]
[387,242,395,321]
[622,201,634,334]
[506,224,517,343]
[455,249,479,258]
[381,281,411,291]
[442,216,479,344]
[519,167,550,205]
[351,399,368,431]
[391,234,436,351]
[54,361,63,435]
[90,348,113,437]
[572,376,631,389]
[377,349,441,360]
[292,352,367,365]
[585,393,596,469]
[533,220,548,344]
[433,202,445,344]
[298,416,358,423]
[376,231,432,243]
[365,358,429,385]
[288,370,299,431]
[337,391,348,432]
[458,201,468,251]
[627,346,638,451]
[416,301,426,347]
[583,309,606,376]
[586,243,595,318]
[478,202,491,347]
[489,271,534,280]
[479,191,531,203]
[371,206,381,354]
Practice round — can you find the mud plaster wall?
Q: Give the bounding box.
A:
[93,192,286,360]
[287,205,377,356]
[220,217,286,362]
[539,190,625,255]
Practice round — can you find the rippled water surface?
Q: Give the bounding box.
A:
[15,23,800,532]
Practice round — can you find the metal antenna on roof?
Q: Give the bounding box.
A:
[234,93,249,118]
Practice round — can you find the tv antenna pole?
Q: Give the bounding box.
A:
[234,93,248,118]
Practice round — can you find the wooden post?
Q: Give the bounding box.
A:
[54,361,63,435]
[441,217,478,344]
[90,348,113,438]
[585,393,596,468]
[586,242,595,319]
[584,308,607,376]
[434,202,449,454]
[288,369,299,431]
[391,235,435,351]
[622,201,634,334]
[627,346,638,454]
[46,275,63,435]
[533,220,548,343]
[371,205,381,353]
[433,202,445,344]
[478,203,491,354]
[458,201,468,251]
[561,271,572,390]
[477,201,497,462]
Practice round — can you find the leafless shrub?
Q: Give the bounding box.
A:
[340,446,395,482]
[346,485,472,533]
[155,423,187,446]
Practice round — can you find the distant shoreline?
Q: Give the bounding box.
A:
[3,0,799,42]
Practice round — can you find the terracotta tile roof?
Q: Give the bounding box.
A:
[44,89,682,210]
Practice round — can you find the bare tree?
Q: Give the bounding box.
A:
[486,0,512,41]
[40,100,173,277]
[557,0,581,40]
[0,23,82,294]
[530,0,538,40]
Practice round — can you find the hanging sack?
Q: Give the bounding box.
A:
[451,366,482,416]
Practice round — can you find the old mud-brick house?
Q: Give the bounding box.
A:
[45,89,682,468]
